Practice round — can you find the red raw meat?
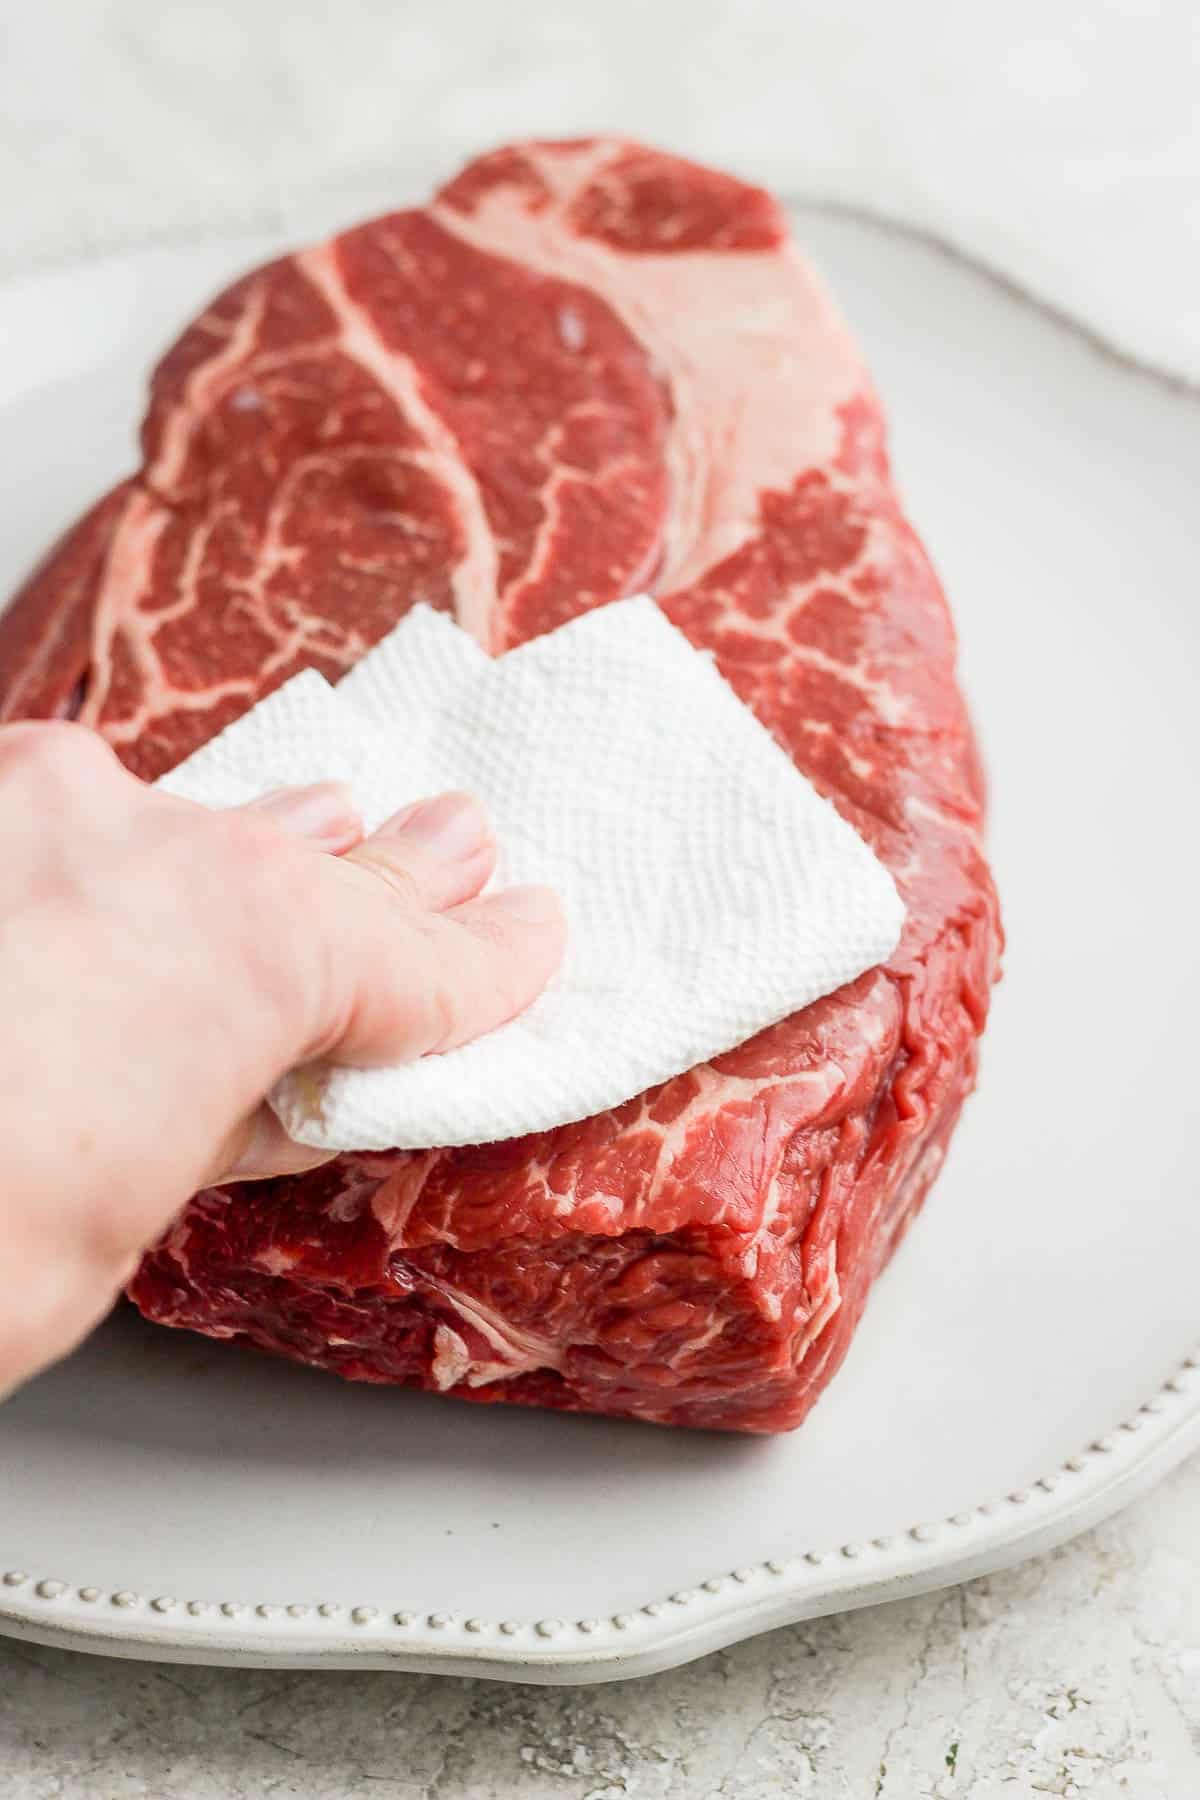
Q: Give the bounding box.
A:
[0,140,1001,1432]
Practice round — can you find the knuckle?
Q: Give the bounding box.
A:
[218,807,286,868]
[212,814,312,944]
[457,906,511,952]
[348,846,422,912]
[0,720,114,785]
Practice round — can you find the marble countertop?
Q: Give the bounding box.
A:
[3,3,1198,1793]
[2,1457,1199,1797]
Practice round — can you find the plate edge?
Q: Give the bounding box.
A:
[3,1343,1197,1683]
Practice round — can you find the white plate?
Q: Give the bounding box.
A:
[0,214,1197,1685]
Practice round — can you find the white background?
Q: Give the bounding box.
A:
[3,0,1199,381]
[2,2,1199,1793]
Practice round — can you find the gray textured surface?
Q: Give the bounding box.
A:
[2,1456,1199,1797]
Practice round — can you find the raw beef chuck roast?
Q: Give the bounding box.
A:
[0,140,1001,1432]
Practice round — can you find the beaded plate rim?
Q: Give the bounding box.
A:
[2,1347,1197,1683]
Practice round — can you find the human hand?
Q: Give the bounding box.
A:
[0,722,565,1395]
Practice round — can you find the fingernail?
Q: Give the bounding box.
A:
[252,782,361,847]
[380,791,491,861]
[490,884,563,924]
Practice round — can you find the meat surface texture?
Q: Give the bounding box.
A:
[0,140,1002,1433]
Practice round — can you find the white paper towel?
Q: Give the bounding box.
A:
[158,597,904,1152]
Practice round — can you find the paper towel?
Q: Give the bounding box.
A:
[158,597,905,1152]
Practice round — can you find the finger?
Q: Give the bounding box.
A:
[329,880,566,1067]
[344,790,496,914]
[428,884,567,1054]
[206,1101,337,1185]
[212,884,564,1168]
[241,781,363,853]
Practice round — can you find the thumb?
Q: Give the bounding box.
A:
[210,795,566,1181]
[311,850,567,1069]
